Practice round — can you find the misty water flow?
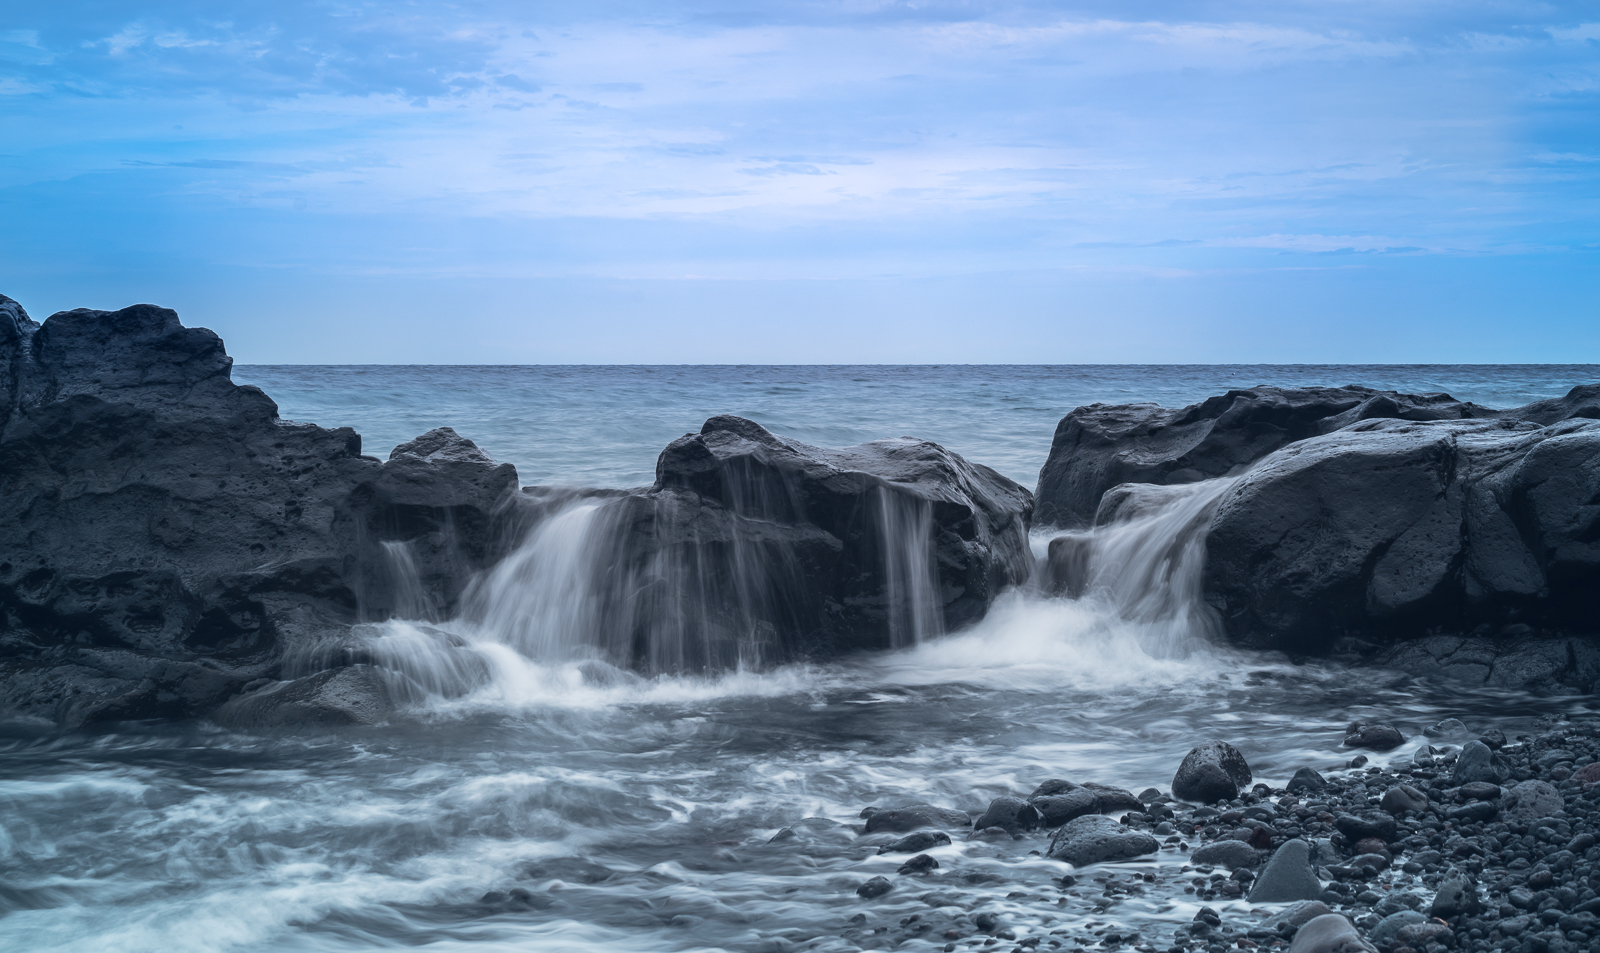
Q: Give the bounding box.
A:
[5,365,1596,953]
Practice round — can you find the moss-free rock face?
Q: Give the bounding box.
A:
[0,296,520,724]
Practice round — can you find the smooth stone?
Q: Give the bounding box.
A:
[1285,914,1377,953]
[1333,813,1398,844]
[1173,741,1253,803]
[1287,767,1328,795]
[1457,781,1502,800]
[1190,840,1261,870]
[856,876,892,898]
[1248,839,1323,903]
[1265,901,1334,936]
[1344,722,1404,751]
[1426,718,1470,741]
[1379,784,1428,816]
[1032,789,1100,828]
[1396,923,1453,947]
[1370,911,1428,946]
[863,805,971,834]
[1045,814,1159,867]
[877,830,952,854]
[1430,878,1481,919]
[896,854,938,875]
[1030,778,1081,798]
[971,796,1039,833]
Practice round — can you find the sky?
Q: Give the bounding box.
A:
[1,1,1598,363]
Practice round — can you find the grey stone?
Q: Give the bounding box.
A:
[1503,780,1564,823]
[212,666,393,728]
[1379,784,1428,816]
[1345,722,1404,751]
[1190,839,1261,870]
[877,830,952,854]
[1430,878,1481,919]
[1265,901,1335,936]
[1288,767,1328,795]
[1249,839,1324,903]
[1285,914,1377,953]
[1370,911,1428,947]
[863,805,972,834]
[972,796,1039,833]
[1032,789,1100,828]
[856,876,892,899]
[1045,814,1159,867]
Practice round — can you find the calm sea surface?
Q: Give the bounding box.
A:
[233,365,1600,489]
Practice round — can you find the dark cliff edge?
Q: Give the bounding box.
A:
[0,295,520,725]
[1036,384,1600,690]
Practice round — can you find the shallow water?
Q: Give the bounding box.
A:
[5,365,1599,952]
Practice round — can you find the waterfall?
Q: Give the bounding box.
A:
[1042,478,1236,657]
[875,486,942,648]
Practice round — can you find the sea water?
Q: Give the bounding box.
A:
[2,365,1596,953]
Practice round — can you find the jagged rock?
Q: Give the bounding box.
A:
[1045,814,1159,867]
[1172,741,1253,803]
[1034,385,1498,528]
[1452,740,1512,785]
[0,300,520,725]
[1204,413,1600,655]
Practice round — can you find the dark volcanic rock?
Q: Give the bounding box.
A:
[1344,722,1404,750]
[1452,740,1512,785]
[1287,767,1328,795]
[972,796,1040,833]
[0,300,520,725]
[540,415,1035,672]
[1172,741,1253,803]
[1204,413,1600,657]
[863,805,971,834]
[1248,839,1323,903]
[1045,814,1158,867]
[1031,789,1100,827]
[1379,784,1428,816]
[1034,385,1496,528]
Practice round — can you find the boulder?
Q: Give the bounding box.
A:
[856,876,892,899]
[0,299,520,725]
[1344,722,1404,751]
[1190,839,1260,870]
[1248,839,1323,903]
[1045,814,1159,867]
[1287,767,1328,795]
[1032,790,1100,827]
[1452,740,1512,785]
[1034,385,1497,528]
[1502,780,1563,823]
[972,796,1040,833]
[1172,741,1253,803]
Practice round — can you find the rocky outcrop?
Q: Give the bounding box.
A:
[1203,416,1600,657]
[0,297,519,724]
[489,415,1035,673]
[1034,385,1504,528]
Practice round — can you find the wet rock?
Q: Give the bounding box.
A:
[1032,789,1100,828]
[972,796,1040,833]
[1172,741,1253,803]
[1370,910,1428,947]
[1285,913,1377,953]
[1191,840,1260,870]
[1379,785,1428,816]
[211,666,393,728]
[1426,718,1470,741]
[878,831,952,855]
[864,805,971,834]
[1429,878,1481,919]
[1479,728,1507,749]
[1395,922,1453,948]
[1288,767,1328,795]
[1029,778,1080,798]
[1248,839,1323,903]
[1265,901,1335,937]
[1045,814,1159,867]
[857,876,893,899]
[1452,740,1512,785]
[1333,813,1398,844]
[1503,780,1564,823]
[897,854,939,875]
[1082,783,1145,814]
[1345,722,1404,751]
[1457,781,1502,801]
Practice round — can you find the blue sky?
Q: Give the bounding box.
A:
[2,1,1597,362]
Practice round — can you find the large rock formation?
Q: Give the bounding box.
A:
[1034,382,1600,669]
[1036,385,1510,528]
[1205,415,1600,657]
[0,296,519,724]
[0,295,1035,722]
[470,415,1036,673]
